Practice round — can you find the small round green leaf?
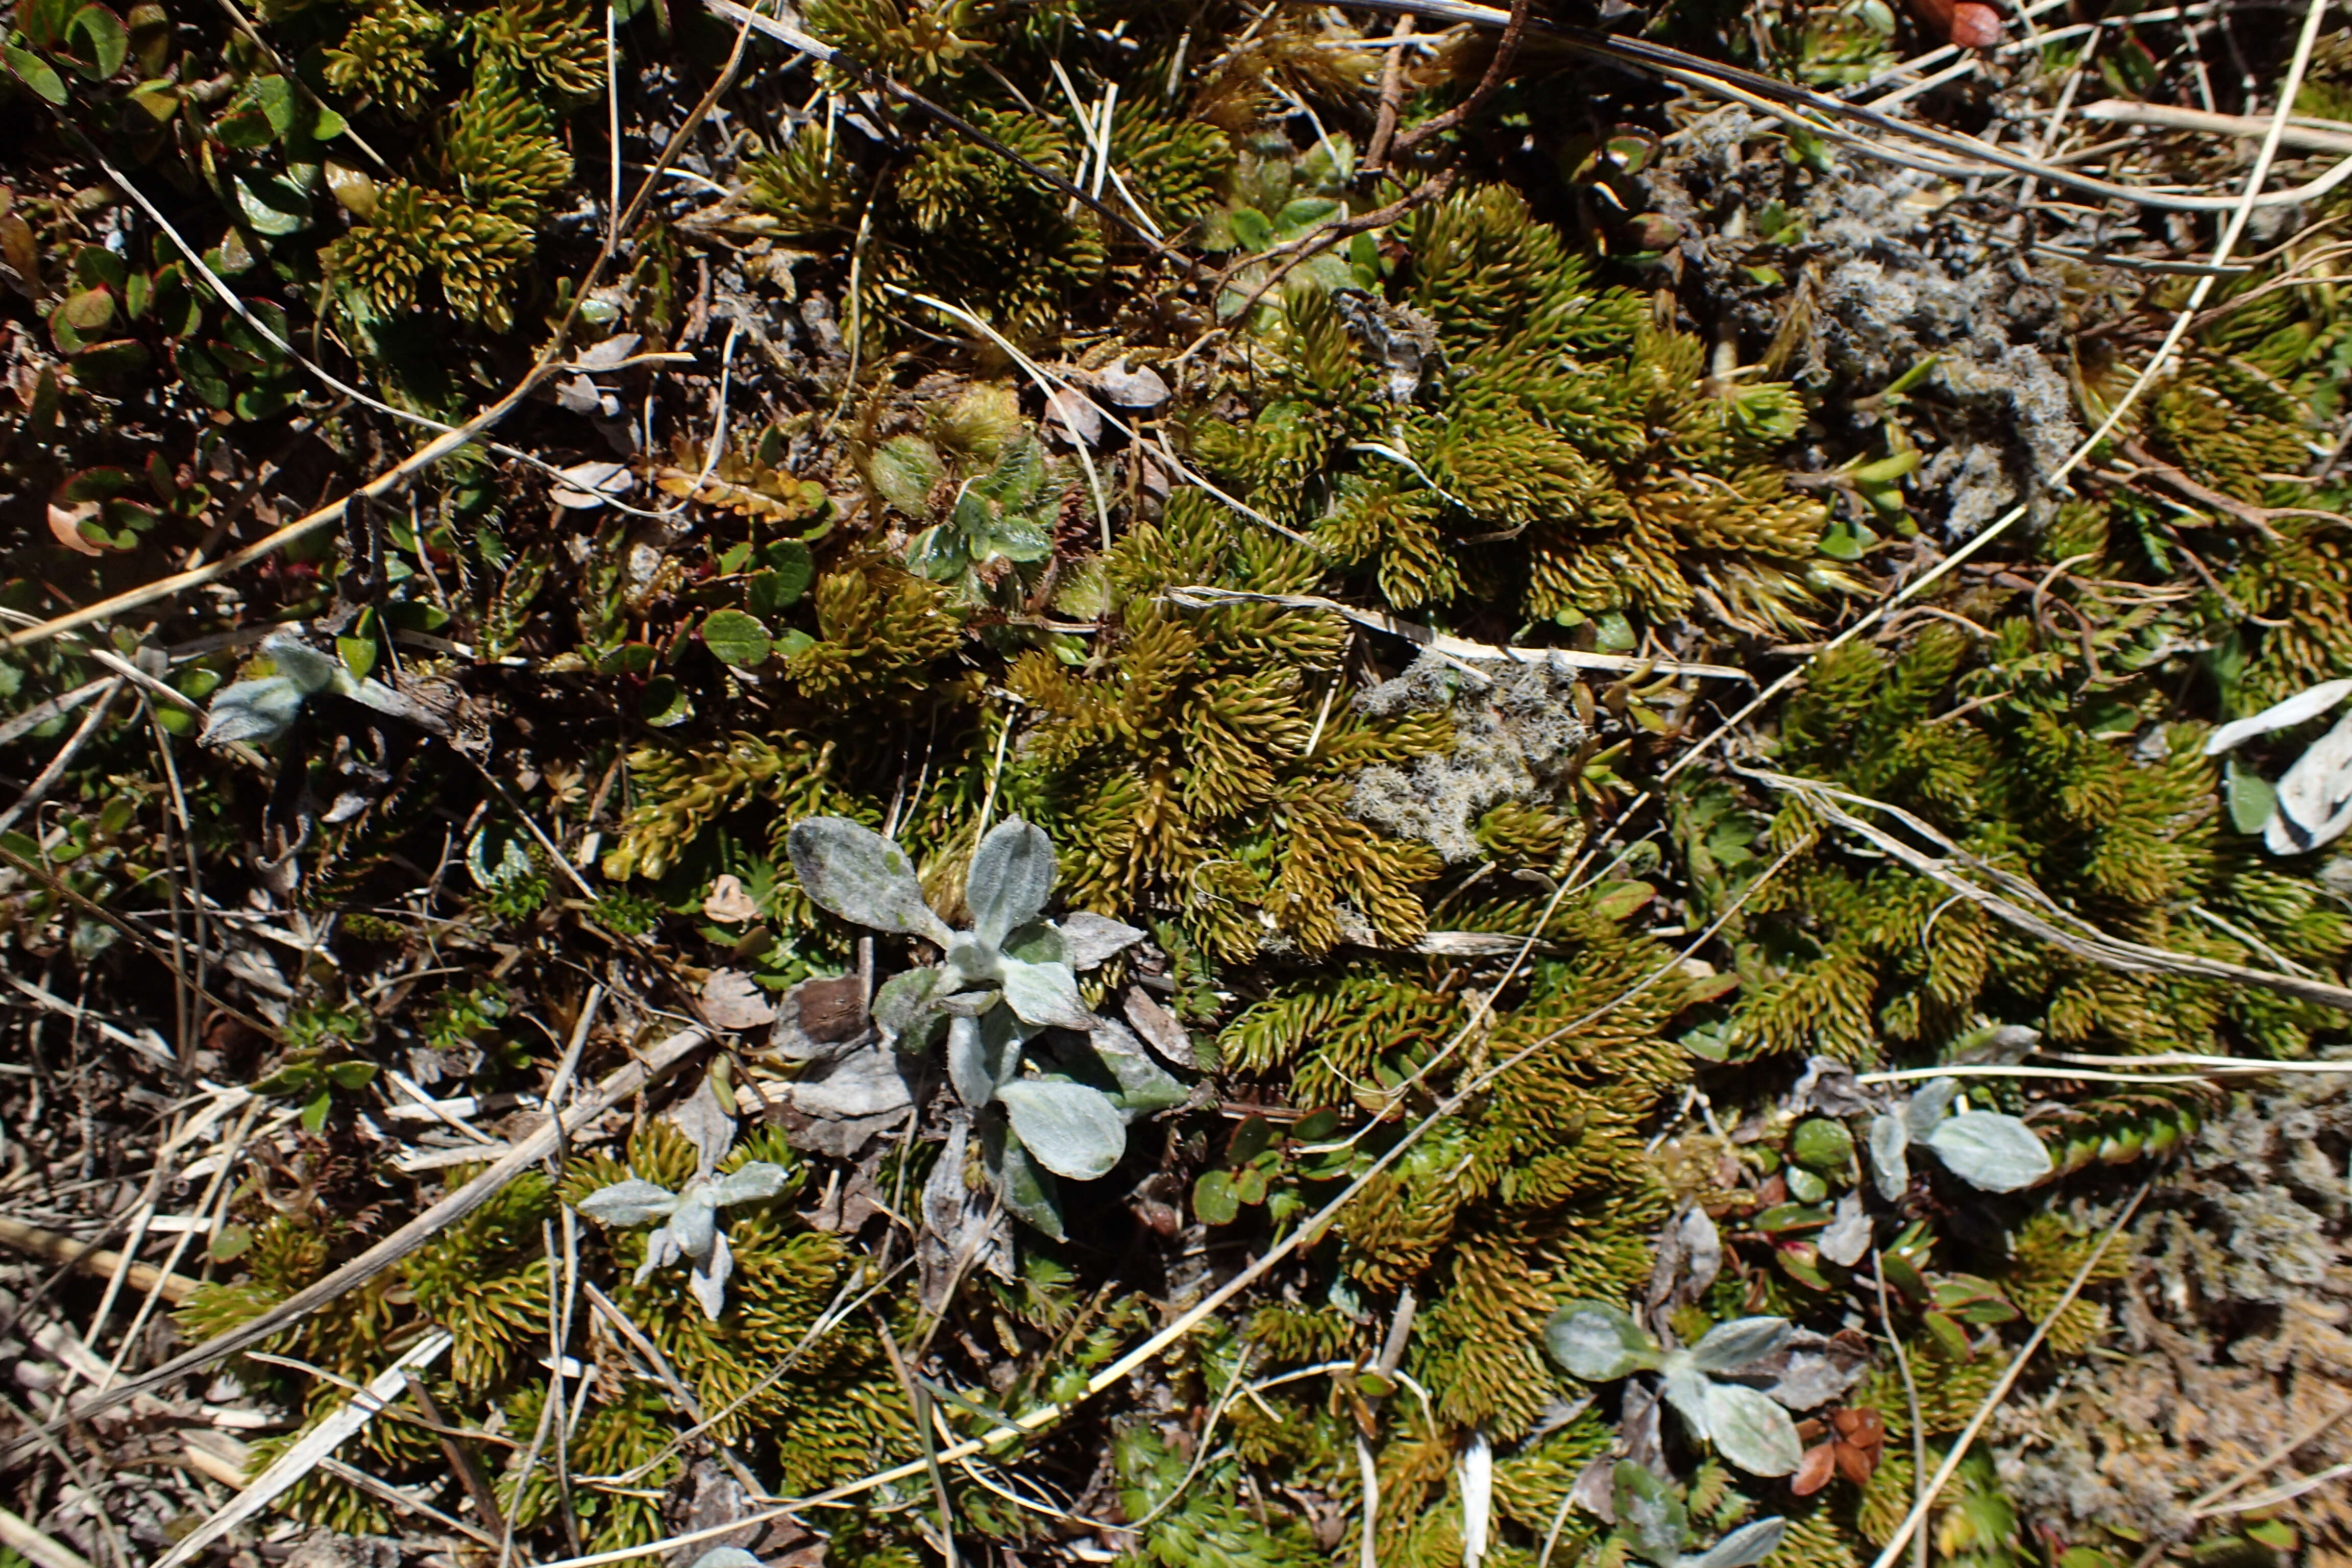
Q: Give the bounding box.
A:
[700,608,773,667]
[869,435,944,516]
[1790,1116,1854,1171]
[1193,1169,1240,1226]
[66,4,128,78]
[4,43,69,105]
[2225,760,2277,836]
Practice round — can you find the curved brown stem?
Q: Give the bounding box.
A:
[1388,0,1531,157]
[1362,15,1417,177]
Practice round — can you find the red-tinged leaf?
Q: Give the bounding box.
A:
[1791,1442,1836,1497]
[1834,1439,1879,1486]
[1834,1406,1884,1444]
[57,284,115,332]
[47,499,107,555]
[1921,1308,1974,1362]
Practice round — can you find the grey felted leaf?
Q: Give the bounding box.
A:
[995,1079,1126,1180]
[1686,1518,1788,1568]
[1926,1111,2054,1192]
[201,675,310,746]
[999,954,1096,1031]
[1061,911,1146,971]
[1686,1317,1794,1375]
[966,817,1056,946]
[1700,1381,1803,1476]
[787,818,952,943]
[1544,1301,1659,1381]
[576,1179,681,1226]
[1869,1113,1910,1201]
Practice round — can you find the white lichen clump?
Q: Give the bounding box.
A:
[1348,652,1589,862]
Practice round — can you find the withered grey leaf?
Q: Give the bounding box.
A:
[1817,1191,1870,1268]
[1123,987,1199,1071]
[702,873,762,924]
[1646,1205,1722,1317]
[1043,385,1103,446]
[778,1041,917,1123]
[1090,359,1169,410]
[701,968,777,1033]
[555,375,606,415]
[1748,1328,1873,1411]
[918,1115,1012,1312]
[1790,1056,1875,1118]
[571,332,643,372]
[1062,911,1146,971]
[550,458,636,509]
[2268,709,2352,854]
[669,1071,738,1179]
[2203,676,2352,755]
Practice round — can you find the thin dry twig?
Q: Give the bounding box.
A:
[1742,767,2352,1015]
[0,841,278,1042]
[1324,0,2352,212]
[0,1506,95,1568]
[524,839,1804,1568]
[1361,14,1417,175]
[0,1217,201,1305]
[1160,585,1751,680]
[703,0,1190,266]
[0,7,764,657]
[0,678,124,837]
[891,287,1319,547]
[2081,97,2352,153]
[1864,1180,2154,1568]
[151,1330,456,1568]
[1387,0,1531,156]
[875,1320,961,1568]
[2185,1397,2352,1514]
[2116,438,2352,535]
[1187,169,1460,354]
[1658,0,2334,788]
[2,1028,708,1460]
[1873,1251,1930,1568]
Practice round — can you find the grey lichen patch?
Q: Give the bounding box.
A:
[1645,117,2087,540]
[1348,652,1591,862]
